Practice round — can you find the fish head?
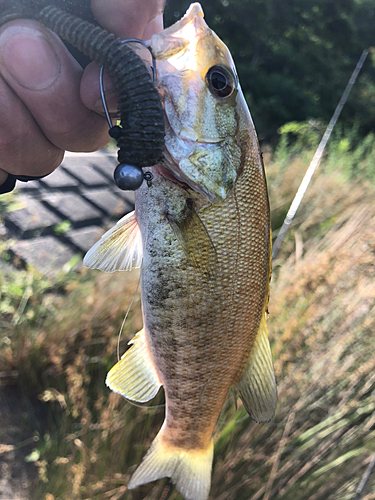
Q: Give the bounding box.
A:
[149,3,258,203]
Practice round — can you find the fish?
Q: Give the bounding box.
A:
[83,3,277,500]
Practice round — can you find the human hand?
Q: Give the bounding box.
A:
[0,0,165,190]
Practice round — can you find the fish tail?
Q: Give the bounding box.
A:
[128,426,214,500]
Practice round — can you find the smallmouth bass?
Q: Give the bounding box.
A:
[84,4,277,500]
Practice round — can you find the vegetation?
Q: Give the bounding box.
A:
[164,0,375,140]
[1,130,375,499]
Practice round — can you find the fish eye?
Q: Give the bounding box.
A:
[205,65,235,98]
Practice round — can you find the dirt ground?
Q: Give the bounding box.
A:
[0,385,38,500]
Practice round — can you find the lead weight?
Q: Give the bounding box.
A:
[114,163,144,191]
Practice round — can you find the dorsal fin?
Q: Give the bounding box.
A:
[235,314,277,422]
[83,211,142,273]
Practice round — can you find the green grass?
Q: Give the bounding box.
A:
[1,131,375,500]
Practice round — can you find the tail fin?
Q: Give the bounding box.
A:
[128,427,214,500]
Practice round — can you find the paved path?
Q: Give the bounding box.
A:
[3,150,134,274]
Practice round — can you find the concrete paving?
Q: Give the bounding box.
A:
[2,150,134,275]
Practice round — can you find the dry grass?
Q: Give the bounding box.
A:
[210,201,375,500]
[1,148,375,500]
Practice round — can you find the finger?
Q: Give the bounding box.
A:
[81,43,156,115]
[0,75,64,178]
[0,19,109,153]
[91,0,165,39]
[80,62,118,115]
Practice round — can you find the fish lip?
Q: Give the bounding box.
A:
[164,106,226,146]
[155,162,184,184]
[157,3,204,37]
[156,158,192,192]
[184,136,225,145]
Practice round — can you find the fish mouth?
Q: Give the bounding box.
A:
[151,95,207,191]
[161,3,204,37]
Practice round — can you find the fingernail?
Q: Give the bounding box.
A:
[0,25,60,90]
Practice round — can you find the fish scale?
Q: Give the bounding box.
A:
[84,4,277,500]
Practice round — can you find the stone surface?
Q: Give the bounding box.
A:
[62,158,111,187]
[5,196,62,236]
[39,168,79,189]
[66,226,103,252]
[14,179,41,192]
[114,188,135,206]
[90,152,117,180]
[3,151,135,273]
[11,236,79,275]
[82,188,129,216]
[42,193,103,226]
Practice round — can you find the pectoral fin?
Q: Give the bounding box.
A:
[106,329,162,402]
[83,211,142,272]
[236,314,277,422]
[167,199,216,277]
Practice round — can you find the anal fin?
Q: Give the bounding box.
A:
[106,329,162,402]
[235,314,277,422]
